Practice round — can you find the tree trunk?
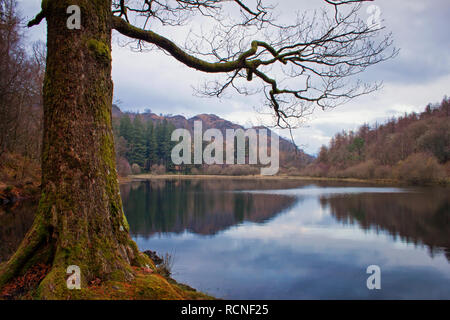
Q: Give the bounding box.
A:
[0,0,147,298]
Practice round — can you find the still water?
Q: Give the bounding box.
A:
[121,179,450,299]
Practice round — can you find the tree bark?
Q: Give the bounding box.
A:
[0,0,147,298]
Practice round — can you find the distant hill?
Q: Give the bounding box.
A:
[111,105,313,174]
[301,97,450,184]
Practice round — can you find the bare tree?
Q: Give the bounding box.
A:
[110,0,396,128]
[0,0,395,299]
[0,0,44,160]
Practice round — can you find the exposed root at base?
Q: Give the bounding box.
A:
[0,264,213,300]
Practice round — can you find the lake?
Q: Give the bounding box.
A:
[1,178,448,299]
[121,178,450,299]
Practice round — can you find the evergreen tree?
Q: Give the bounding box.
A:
[119,115,132,142]
[155,120,167,164]
[130,115,146,167]
[144,120,158,170]
[164,121,176,171]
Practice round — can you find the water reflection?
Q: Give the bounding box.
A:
[121,180,298,237]
[121,180,450,299]
[1,179,449,299]
[320,190,450,261]
[121,180,450,261]
[0,201,35,262]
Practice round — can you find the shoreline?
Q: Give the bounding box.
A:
[126,174,412,186]
[126,174,449,187]
[2,174,446,206]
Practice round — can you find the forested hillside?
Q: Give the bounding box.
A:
[301,98,450,184]
[111,106,312,176]
[113,114,177,175]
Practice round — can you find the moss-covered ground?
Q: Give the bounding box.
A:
[0,263,214,300]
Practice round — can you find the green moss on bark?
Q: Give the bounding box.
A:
[87,39,111,65]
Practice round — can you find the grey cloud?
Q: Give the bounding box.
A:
[17,0,450,155]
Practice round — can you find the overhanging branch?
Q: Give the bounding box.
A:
[27,10,46,28]
[111,0,397,130]
[112,16,268,73]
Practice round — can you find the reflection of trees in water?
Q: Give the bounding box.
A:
[320,190,450,261]
[121,179,372,195]
[121,180,297,237]
[0,201,36,262]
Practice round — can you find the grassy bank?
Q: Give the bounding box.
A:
[129,173,449,186]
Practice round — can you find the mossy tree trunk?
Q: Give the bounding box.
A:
[0,0,148,298]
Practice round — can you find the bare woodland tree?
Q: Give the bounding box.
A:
[0,0,395,298]
[0,0,44,162]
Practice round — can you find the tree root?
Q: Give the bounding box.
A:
[0,214,52,289]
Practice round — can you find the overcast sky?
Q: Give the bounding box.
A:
[18,0,450,155]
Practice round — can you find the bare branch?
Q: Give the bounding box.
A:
[112,0,397,129]
[27,10,45,28]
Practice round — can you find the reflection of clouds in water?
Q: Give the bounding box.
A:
[225,221,450,273]
[123,180,300,237]
[139,216,450,299]
[130,181,450,299]
[219,199,450,276]
[240,186,409,196]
